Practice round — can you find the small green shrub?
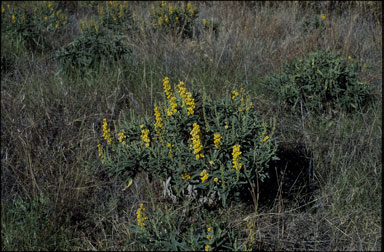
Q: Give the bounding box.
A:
[99,78,278,207]
[1,2,68,51]
[54,21,131,76]
[302,13,327,33]
[131,203,243,251]
[97,1,136,33]
[264,50,372,113]
[149,1,199,38]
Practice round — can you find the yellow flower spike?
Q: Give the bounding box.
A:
[214,133,222,148]
[136,204,147,230]
[200,169,209,183]
[231,90,239,99]
[190,123,204,159]
[232,144,242,171]
[141,128,150,148]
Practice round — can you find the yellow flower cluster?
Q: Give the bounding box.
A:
[97,143,106,164]
[154,106,163,140]
[231,90,239,99]
[187,2,195,16]
[190,123,204,159]
[103,118,113,145]
[213,133,222,148]
[177,81,195,116]
[163,77,178,116]
[200,169,209,183]
[181,173,191,180]
[232,144,242,171]
[141,128,150,148]
[118,130,126,145]
[136,203,147,230]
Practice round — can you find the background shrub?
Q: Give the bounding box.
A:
[149,1,199,38]
[54,22,131,77]
[264,50,373,114]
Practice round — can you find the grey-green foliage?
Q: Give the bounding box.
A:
[99,80,278,208]
[54,24,131,77]
[131,204,241,251]
[264,50,372,114]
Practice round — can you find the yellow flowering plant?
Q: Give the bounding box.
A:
[149,1,199,38]
[2,2,68,51]
[98,78,278,207]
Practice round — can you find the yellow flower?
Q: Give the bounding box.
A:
[214,177,219,183]
[200,169,209,183]
[232,90,239,99]
[158,16,163,25]
[118,130,127,145]
[203,18,207,26]
[177,81,195,115]
[224,124,229,129]
[213,133,222,148]
[161,1,166,7]
[165,15,169,23]
[136,204,147,230]
[209,160,214,165]
[11,15,15,22]
[207,227,212,232]
[48,1,52,9]
[1,7,5,13]
[99,7,104,15]
[181,173,191,180]
[154,106,163,140]
[55,22,59,29]
[205,245,210,251]
[348,56,353,61]
[141,128,150,148]
[232,144,242,171]
[263,136,269,142]
[7,4,10,9]
[190,123,204,160]
[102,118,113,145]
[44,16,48,21]
[97,143,106,164]
[320,13,326,20]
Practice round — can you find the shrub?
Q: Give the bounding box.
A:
[302,13,327,33]
[130,203,241,251]
[1,2,68,51]
[97,1,136,33]
[54,21,131,76]
[149,1,199,38]
[264,50,372,114]
[98,78,278,207]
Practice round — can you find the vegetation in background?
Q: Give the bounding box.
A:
[1,1,381,251]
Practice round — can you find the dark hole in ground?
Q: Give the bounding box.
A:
[231,143,317,209]
[260,143,316,207]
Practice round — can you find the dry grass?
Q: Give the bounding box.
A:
[1,1,381,250]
